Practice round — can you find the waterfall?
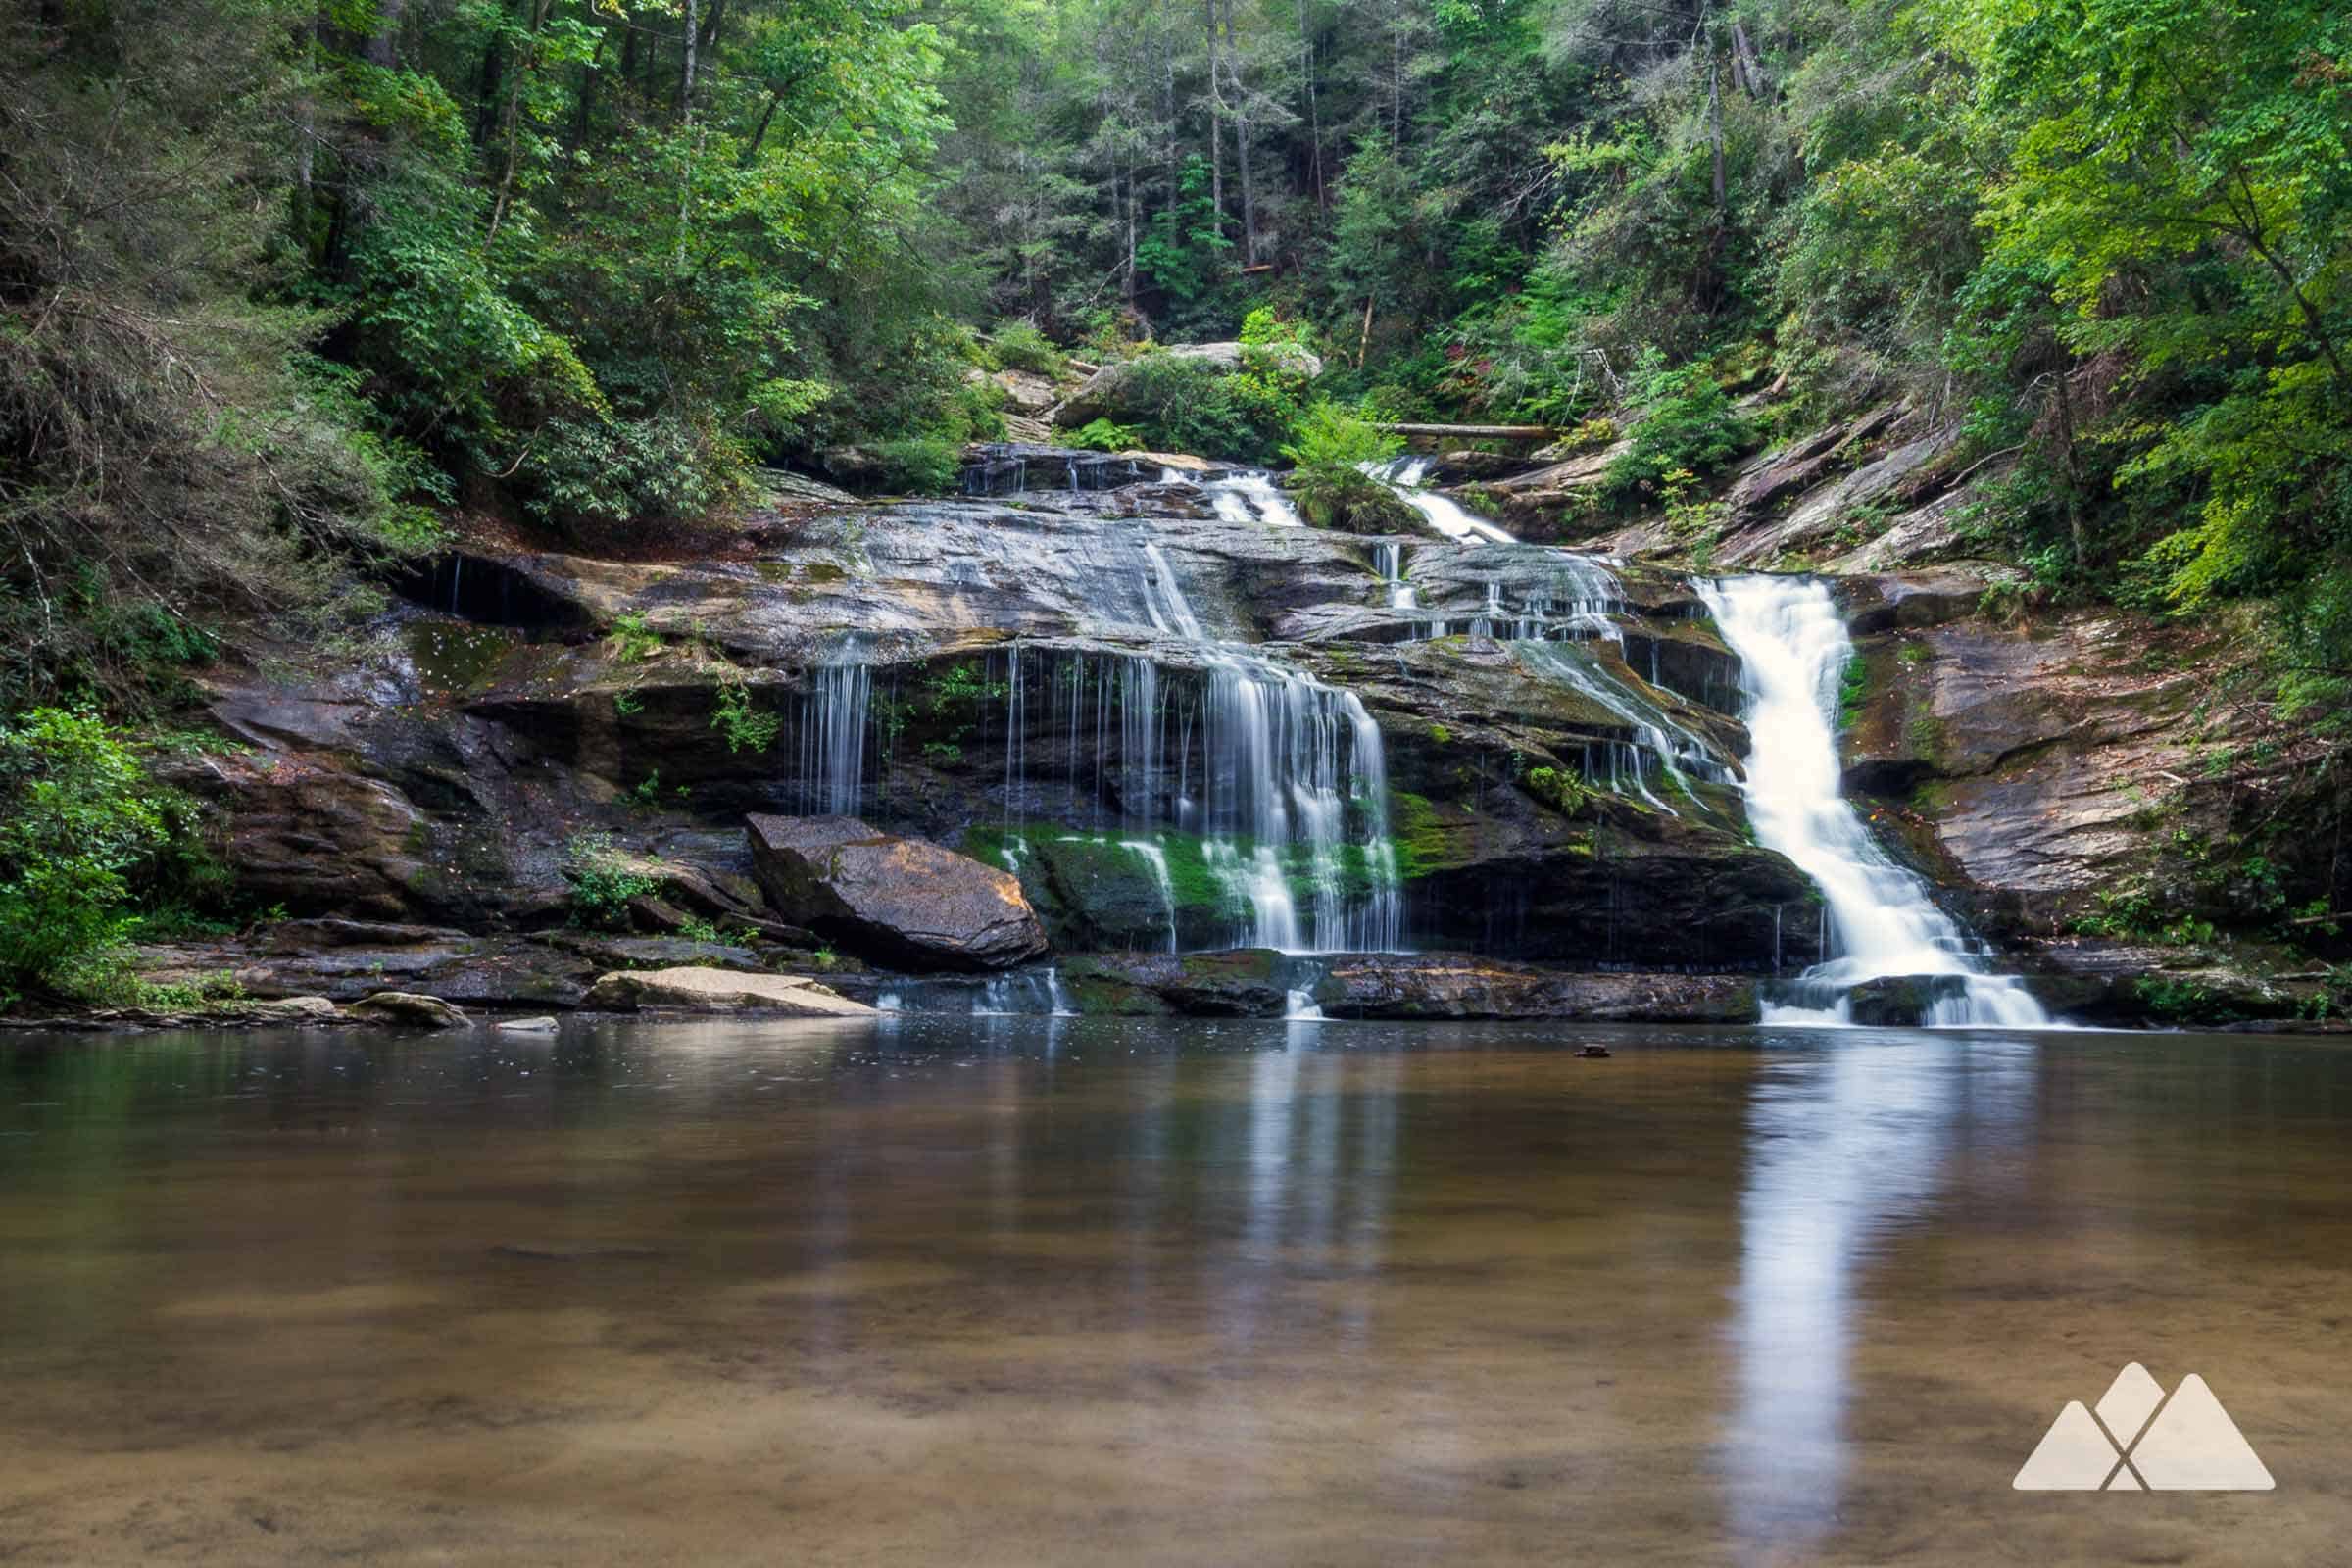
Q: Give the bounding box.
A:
[1514,641,1731,816]
[800,659,871,814]
[1698,575,2050,1028]
[1188,660,1402,953]
[1366,458,1517,544]
[1205,472,1305,528]
[1375,542,1415,610]
[1119,838,1181,952]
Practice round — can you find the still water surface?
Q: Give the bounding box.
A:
[2,1017,2348,1565]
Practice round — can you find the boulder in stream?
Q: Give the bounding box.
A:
[747,814,1050,971]
[346,991,470,1029]
[583,966,875,1016]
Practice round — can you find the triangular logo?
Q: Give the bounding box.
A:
[2013,1364,2273,1491]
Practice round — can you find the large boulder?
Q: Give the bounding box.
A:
[583,966,875,1016]
[747,814,1050,971]
[346,991,470,1029]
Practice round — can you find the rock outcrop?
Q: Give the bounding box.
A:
[346,991,470,1029]
[748,814,1050,971]
[583,966,875,1016]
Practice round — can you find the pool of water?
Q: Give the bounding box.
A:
[2,1017,2347,1564]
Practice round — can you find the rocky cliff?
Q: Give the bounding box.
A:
[132,431,2345,1028]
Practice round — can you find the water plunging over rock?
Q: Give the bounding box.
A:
[1369,458,1517,544]
[1697,575,2050,1027]
[1205,471,1305,527]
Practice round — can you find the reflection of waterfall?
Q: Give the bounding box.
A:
[1367,458,1516,544]
[1724,1036,2036,1557]
[1699,576,2050,1028]
[799,659,871,814]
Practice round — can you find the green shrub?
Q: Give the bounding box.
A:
[1100,354,1304,465]
[867,437,961,495]
[1067,417,1144,452]
[1604,356,1752,506]
[0,709,173,1003]
[1524,765,1591,817]
[710,673,781,754]
[563,833,657,929]
[606,611,662,663]
[1279,400,1411,529]
[991,321,1066,376]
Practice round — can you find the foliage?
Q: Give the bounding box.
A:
[606,612,663,664]
[0,710,173,1002]
[562,833,657,930]
[710,672,782,755]
[990,322,1066,376]
[867,438,964,496]
[1066,418,1145,452]
[1280,401,1407,528]
[1603,356,1754,505]
[1098,355,1305,466]
[1523,765,1591,817]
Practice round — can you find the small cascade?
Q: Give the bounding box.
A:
[975,966,1077,1016]
[1515,641,1733,816]
[1284,988,1324,1021]
[1699,575,2051,1028]
[1374,542,1416,610]
[799,657,871,814]
[982,549,1405,956]
[1205,471,1305,527]
[1366,458,1517,544]
[1119,838,1181,952]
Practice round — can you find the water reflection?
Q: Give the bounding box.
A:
[1723,1033,2037,1557]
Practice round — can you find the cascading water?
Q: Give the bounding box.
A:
[799,658,871,814]
[990,560,1405,956]
[1375,543,1415,610]
[1514,641,1732,816]
[1698,575,2050,1028]
[1205,472,1306,528]
[1367,458,1517,544]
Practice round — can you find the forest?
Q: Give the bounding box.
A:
[1,0,2349,1004]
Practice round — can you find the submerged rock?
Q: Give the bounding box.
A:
[582,966,874,1016]
[747,814,1049,971]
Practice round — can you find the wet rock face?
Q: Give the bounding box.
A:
[1835,597,2341,938]
[747,814,1049,972]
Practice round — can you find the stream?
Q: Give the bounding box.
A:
[2,1017,2345,1564]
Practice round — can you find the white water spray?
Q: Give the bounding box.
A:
[1367,458,1517,544]
[1698,575,2049,1028]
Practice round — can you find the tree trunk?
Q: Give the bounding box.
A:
[1297,0,1322,208]
[1228,7,1254,266]
[1708,63,1726,212]
[1123,161,1139,305]
[1205,0,1224,244]
[675,0,697,270]
[362,0,404,68]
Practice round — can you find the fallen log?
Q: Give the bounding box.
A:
[1375,422,1561,440]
